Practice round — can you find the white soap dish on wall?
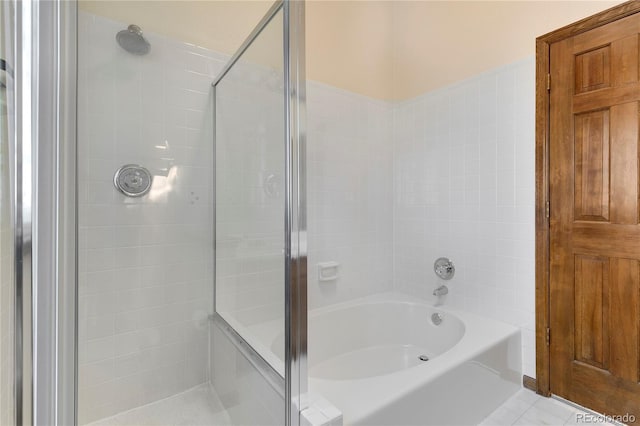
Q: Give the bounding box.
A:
[318,261,340,282]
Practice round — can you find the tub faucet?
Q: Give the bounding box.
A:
[433,285,448,297]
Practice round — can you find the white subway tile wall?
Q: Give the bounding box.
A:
[307,81,395,309]
[77,12,222,423]
[392,57,536,378]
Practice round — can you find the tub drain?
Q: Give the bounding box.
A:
[418,355,429,362]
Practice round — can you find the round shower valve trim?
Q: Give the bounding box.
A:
[114,164,153,197]
[434,257,455,280]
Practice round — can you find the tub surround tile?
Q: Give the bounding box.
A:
[307,63,538,387]
[392,57,536,378]
[307,81,394,311]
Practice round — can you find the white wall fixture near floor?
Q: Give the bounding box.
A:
[392,57,536,378]
[77,12,221,423]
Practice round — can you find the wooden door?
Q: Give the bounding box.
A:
[550,12,640,419]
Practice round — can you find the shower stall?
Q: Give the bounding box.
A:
[0,0,307,424]
[1,0,529,424]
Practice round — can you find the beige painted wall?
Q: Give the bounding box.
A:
[307,1,394,99]
[391,1,623,100]
[80,0,625,100]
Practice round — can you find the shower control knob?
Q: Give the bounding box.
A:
[434,257,455,280]
[114,164,153,197]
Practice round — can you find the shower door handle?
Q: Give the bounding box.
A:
[0,58,14,77]
[0,59,13,89]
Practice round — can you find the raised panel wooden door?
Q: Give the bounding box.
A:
[550,12,640,419]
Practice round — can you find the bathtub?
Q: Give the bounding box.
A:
[226,293,522,425]
[297,293,521,425]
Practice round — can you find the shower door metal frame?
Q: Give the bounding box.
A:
[2,0,31,424]
[283,1,308,424]
[210,0,287,408]
[212,1,308,424]
[11,0,78,424]
[33,2,78,424]
[11,1,35,424]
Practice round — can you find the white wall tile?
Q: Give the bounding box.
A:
[77,11,218,423]
[392,57,536,378]
[306,82,395,310]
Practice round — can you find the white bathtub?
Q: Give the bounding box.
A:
[292,293,522,425]
[228,292,522,425]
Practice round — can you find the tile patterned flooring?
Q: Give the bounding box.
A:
[481,388,620,426]
[89,384,622,426]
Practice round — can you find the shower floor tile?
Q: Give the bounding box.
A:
[480,389,620,426]
[88,384,232,426]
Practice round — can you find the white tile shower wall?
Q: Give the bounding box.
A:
[215,61,285,328]
[77,12,221,423]
[306,81,394,309]
[392,57,536,378]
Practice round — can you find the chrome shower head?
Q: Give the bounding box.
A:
[116,24,150,56]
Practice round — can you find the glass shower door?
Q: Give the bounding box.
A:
[214,6,286,372]
[212,0,307,424]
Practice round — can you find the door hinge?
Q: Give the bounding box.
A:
[545,200,550,219]
[546,327,551,346]
[546,73,551,91]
